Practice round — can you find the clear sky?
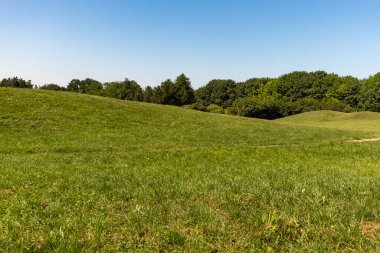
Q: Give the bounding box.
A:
[1,0,380,88]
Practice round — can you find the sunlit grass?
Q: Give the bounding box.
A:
[277,110,380,133]
[1,88,380,252]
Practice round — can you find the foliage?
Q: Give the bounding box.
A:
[174,73,195,106]
[143,86,154,103]
[194,71,367,119]
[0,77,33,88]
[103,79,143,101]
[152,79,178,105]
[39,83,66,91]
[235,78,272,99]
[359,72,380,112]
[152,74,195,106]
[273,71,335,100]
[78,78,103,95]
[326,76,361,107]
[67,79,81,92]
[183,102,207,111]
[231,96,284,119]
[66,78,103,95]
[206,104,226,114]
[195,79,237,108]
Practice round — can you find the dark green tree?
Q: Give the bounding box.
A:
[79,78,103,95]
[67,79,81,92]
[231,96,284,119]
[103,81,128,99]
[143,86,154,103]
[152,79,177,105]
[103,79,143,101]
[235,78,272,99]
[195,79,236,108]
[271,71,339,101]
[359,72,380,111]
[326,76,361,108]
[40,83,65,91]
[125,80,143,101]
[0,77,33,88]
[173,73,195,105]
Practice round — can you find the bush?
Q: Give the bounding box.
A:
[183,102,207,111]
[321,98,351,112]
[288,97,351,113]
[231,97,284,119]
[40,84,65,91]
[206,104,226,114]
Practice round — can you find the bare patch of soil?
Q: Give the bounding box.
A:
[360,221,380,238]
[350,137,380,143]
[254,144,281,148]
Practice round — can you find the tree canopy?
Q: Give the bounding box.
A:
[0,77,33,88]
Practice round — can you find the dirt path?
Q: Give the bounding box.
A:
[350,137,380,143]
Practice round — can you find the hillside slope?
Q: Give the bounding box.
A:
[277,110,380,133]
[0,89,369,154]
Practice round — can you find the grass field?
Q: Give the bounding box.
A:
[277,110,380,133]
[1,88,380,252]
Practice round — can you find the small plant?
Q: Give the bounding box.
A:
[167,231,186,246]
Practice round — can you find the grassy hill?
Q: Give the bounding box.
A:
[1,88,380,252]
[277,110,380,133]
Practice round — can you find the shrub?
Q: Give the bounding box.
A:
[231,97,284,119]
[206,104,226,114]
[40,84,65,91]
[184,102,207,111]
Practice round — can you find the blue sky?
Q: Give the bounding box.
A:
[1,0,380,88]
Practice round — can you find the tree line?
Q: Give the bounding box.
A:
[1,71,380,119]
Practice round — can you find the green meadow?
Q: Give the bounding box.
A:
[1,88,380,252]
[277,110,380,133]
